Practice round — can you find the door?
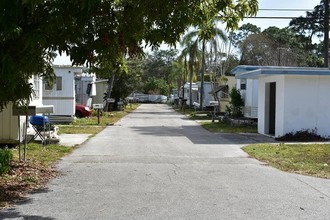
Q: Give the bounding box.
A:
[268,82,276,135]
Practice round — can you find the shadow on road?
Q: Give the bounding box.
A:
[0,210,55,220]
[131,124,276,145]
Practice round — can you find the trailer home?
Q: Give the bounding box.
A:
[43,65,83,122]
[0,75,53,144]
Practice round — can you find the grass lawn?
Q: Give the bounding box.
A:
[173,107,196,116]
[12,143,75,165]
[201,121,258,133]
[58,125,104,135]
[58,104,139,134]
[173,105,257,133]
[244,143,330,179]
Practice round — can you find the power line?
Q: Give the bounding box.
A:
[258,8,313,12]
[244,16,311,20]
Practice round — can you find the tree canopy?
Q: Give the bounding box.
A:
[0,0,258,110]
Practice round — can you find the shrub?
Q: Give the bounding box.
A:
[228,88,244,117]
[276,129,328,142]
[0,148,13,175]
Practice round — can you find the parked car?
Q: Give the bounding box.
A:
[75,104,92,118]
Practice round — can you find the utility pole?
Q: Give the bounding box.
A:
[324,0,329,67]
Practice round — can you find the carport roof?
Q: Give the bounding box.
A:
[232,65,330,79]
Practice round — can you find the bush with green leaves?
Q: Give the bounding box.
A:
[227,87,244,117]
[0,148,13,176]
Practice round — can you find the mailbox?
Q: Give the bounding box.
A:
[93,104,104,109]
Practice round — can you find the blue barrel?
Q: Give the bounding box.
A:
[30,115,49,126]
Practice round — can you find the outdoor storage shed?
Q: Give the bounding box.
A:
[236,66,330,138]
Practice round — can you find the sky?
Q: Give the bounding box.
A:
[53,0,322,65]
[240,0,321,30]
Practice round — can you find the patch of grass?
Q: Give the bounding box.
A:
[173,107,196,116]
[58,104,140,135]
[244,143,330,178]
[58,126,104,135]
[201,121,258,133]
[12,143,76,165]
[71,104,139,127]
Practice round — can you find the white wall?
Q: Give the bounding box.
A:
[282,75,330,137]
[258,75,284,136]
[237,78,258,118]
[93,81,107,105]
[75,75,96,107]
[29,75,43,106]
[181,83,198,106]
[0,103,26,144]
[0,75,43,144]
[200,82,214,107]
[43,66,80,116]
[258,74,330,138]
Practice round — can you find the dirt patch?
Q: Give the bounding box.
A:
[0,160,58,209]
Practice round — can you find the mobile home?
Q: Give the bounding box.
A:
[0,75,53,144]
[236,66,330,138]
[43,65,83,122]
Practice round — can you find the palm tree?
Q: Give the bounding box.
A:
[183,20,227,110]
[180,36,200,107]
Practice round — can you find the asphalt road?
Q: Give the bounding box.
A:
[1,104,329,220]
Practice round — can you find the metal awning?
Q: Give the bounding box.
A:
[209,85,228,94]
[12,105,54,116]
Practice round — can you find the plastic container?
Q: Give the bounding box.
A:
[29,115,49,126]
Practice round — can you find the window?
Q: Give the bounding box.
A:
[56,76,62,90]
[33,75,40,99]
[240,79,246,90]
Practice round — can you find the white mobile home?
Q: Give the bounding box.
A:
[196,81,217,108]
[179,83,198,107]
[93,79,108,105]
[75,73,96,107]
[232,66,259,118]
[236,66,330,138]
[43,65,83,122]
[0,75,53,144]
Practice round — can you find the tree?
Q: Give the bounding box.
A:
[180,36,200,107]
[289,1,326,43]
[289,0,328,66]
[0,0,258,110]
[143,77,169,95]
[229,23,261,48]
[239,27,315,66]
[184,16,227,110]
[143,49,178,93]
[169,61,185,97]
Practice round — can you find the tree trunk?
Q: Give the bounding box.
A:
[105,73,115,112]
[200,41,206,111]
[189,64,193,108]
[324,0,329,67]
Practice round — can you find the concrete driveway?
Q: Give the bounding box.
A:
[1,104,329,219]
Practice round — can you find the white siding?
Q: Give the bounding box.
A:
[282,75,330,137]
[0,75,43,144]
[43,66,80,116]
[237,78,258,118]
[0,103,26,144]
[258,74,330,138]
[75,75,96,107]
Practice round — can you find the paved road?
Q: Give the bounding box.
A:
[1,104,329,219]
